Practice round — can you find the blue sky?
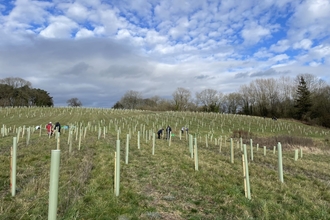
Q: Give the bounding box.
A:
[0,0,330,107]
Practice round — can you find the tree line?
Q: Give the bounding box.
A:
[113,73,330,128]
[0,77,53,107]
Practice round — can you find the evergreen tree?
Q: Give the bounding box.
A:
[0,77,53,107]
[294,76,312,120]
[112,101,124,109]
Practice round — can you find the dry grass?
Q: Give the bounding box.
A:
[0,107,329,219]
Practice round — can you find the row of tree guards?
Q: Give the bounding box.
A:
[8,123,305,219]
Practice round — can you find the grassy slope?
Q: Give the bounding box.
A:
[0,107,329,219]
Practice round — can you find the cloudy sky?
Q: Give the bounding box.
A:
[0,0,330,107]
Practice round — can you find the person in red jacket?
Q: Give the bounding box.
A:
[46,122,53,136]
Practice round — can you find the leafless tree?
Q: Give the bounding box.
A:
[158,98,176,111]
[239,84,255,114]
[295,73,327,93]
[67,98,82,107]
[276,76,295,116]
[196,89,223,112]
[172,87,191,111]
[120,90,142,109]
[0,77,32,88]
[222,92,242,113]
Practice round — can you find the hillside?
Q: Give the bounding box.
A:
[0,107,329,219]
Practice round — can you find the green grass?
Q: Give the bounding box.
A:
[0,107,329,219]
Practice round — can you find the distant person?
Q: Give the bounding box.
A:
[46,122,53,136]
[166,125,172,140]
[157,128,164,139]
[181,127,185,134]
[54,122,61,133]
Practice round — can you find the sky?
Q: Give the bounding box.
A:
[0,0,330,107]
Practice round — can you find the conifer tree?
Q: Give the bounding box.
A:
[294,76,312,120]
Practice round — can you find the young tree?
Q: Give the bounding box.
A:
[67,98,82,107]
[294,76,312,120]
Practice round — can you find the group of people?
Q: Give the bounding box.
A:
[157,125,188,139]
[181,126,189,134]
[157,125,172,139]
[46,122,61,136]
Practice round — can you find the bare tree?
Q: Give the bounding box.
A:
[222,92,242,113]
[158,98,176,111]
[311,85,330,127]
[172,87,191,111]
[250,78,280,116]
[196,89,222,112]
[295,73,325,91]
[67,98,82,107]
[0,77,32,88]
[239,84,254,114]
[120,90,142,109]
[149,95,161,105]
[277,76,295,117]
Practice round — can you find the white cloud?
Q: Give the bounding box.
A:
[309,61,321,67]
[65,2,90,22]
[288,0,330,41]
[117,0,154,21]
[270,39,290,53]
[40,16,78,38]
[168,17,189,40]
[241,22,271,44]
[293,39,313,50]
[145,29,167,45]
[270,60,296,68]
[253,48,274,58]
[311,44,330,57]
[116,29,131,40]
[7,0,51,24]
[292,0,330,26]
[269,54,289,63]
[98,8,127,35]
[75,28,94,38]
[1,0,330,107]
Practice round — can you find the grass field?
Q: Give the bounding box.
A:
[0,107,329,219]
